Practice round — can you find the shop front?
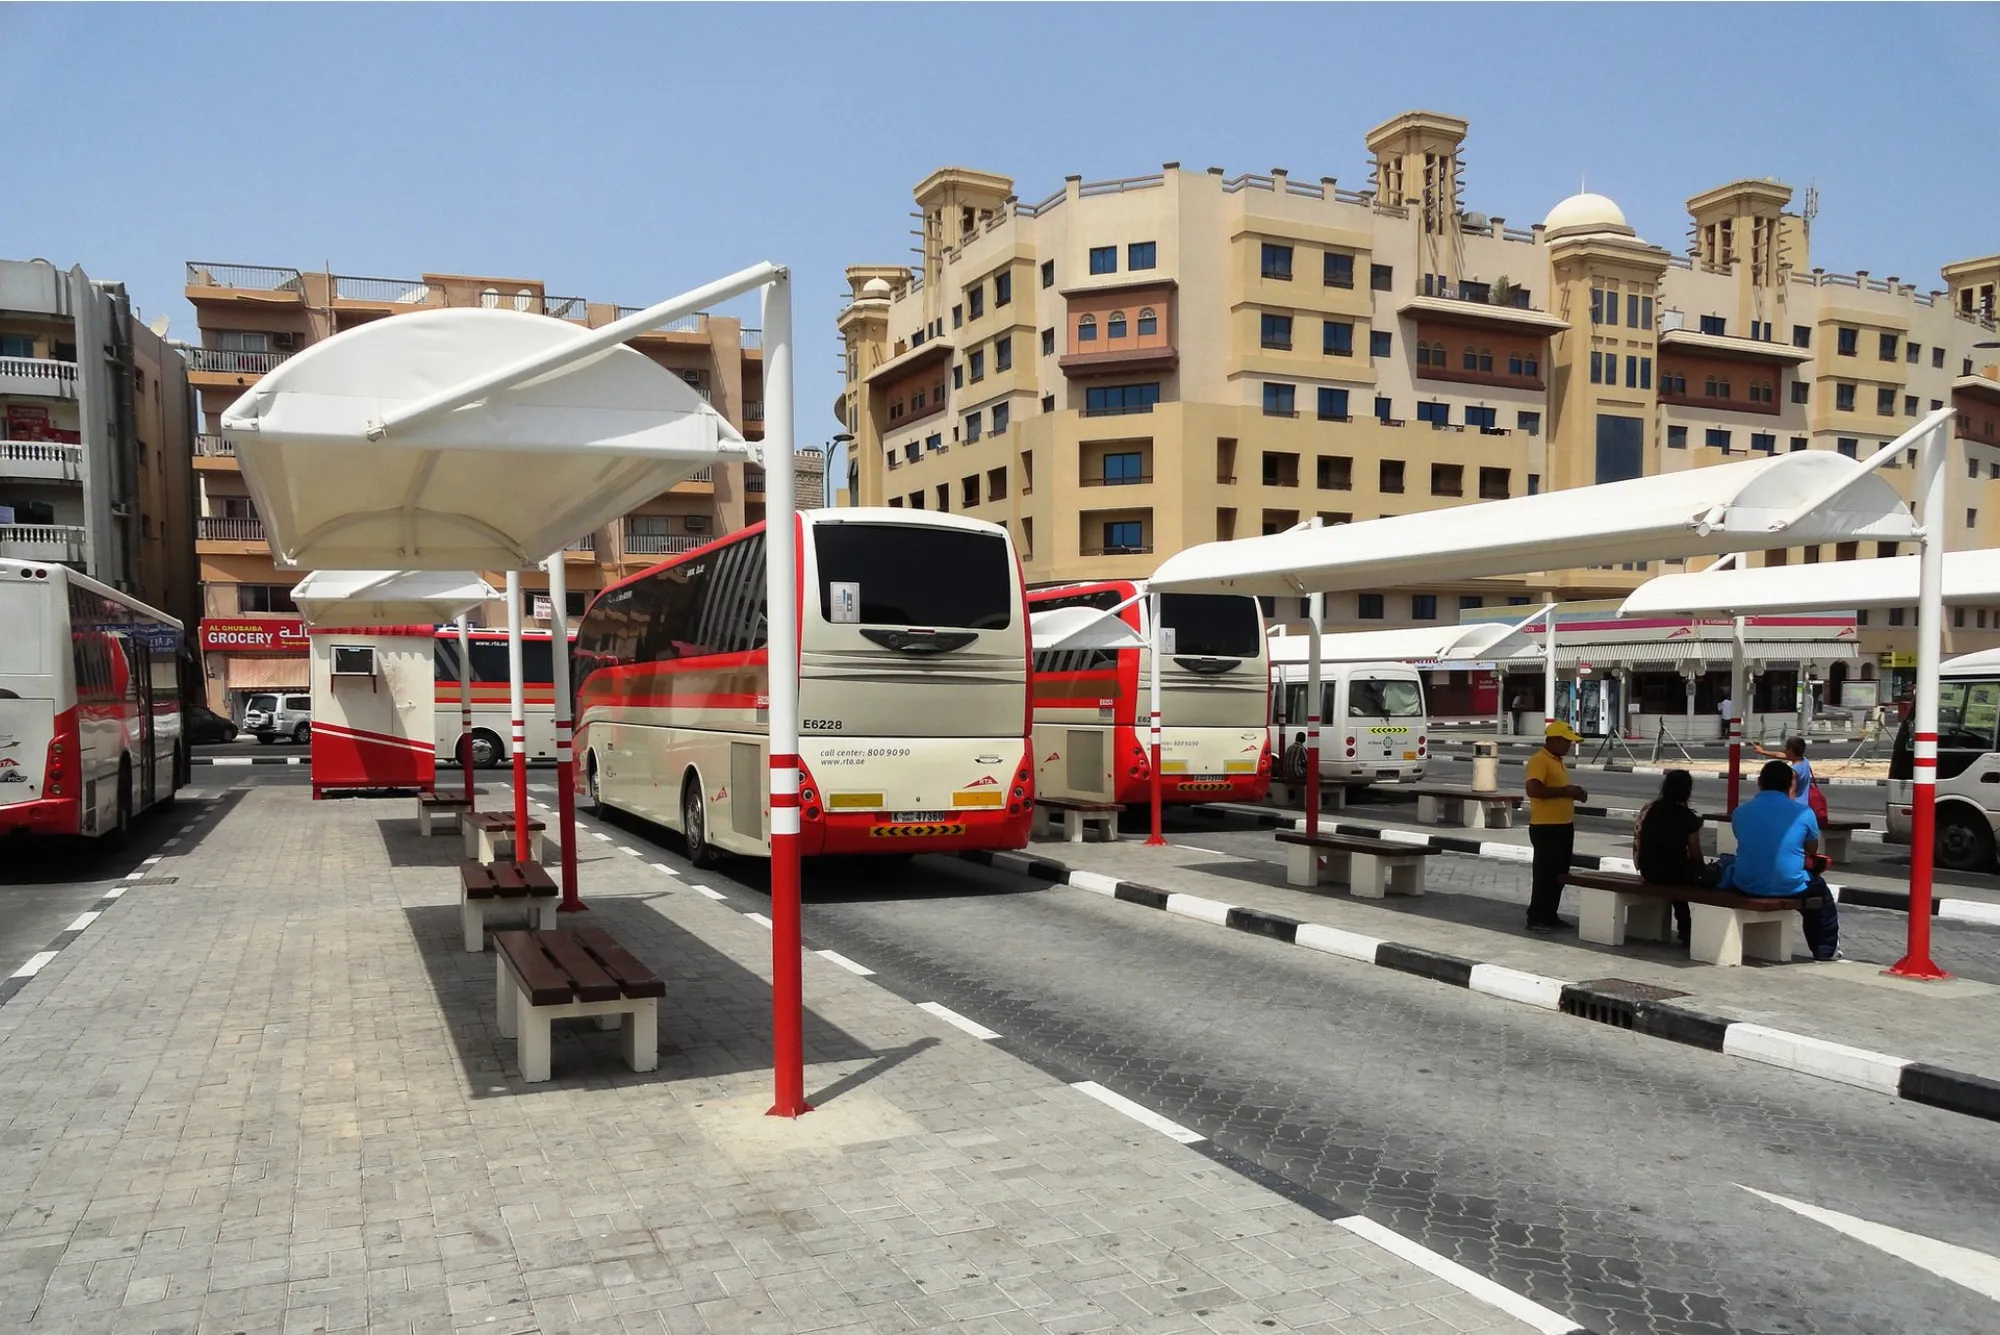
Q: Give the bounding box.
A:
[197,617,309,723]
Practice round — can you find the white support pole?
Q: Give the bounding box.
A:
[457,615,473,809]
[761,268,811,1113]
[544,555,582,912]
[505,572,529,862]
[1727,615,1746,813]
[1893,414,1951,979]
[1145,591,1166,846]
[1305,592,1323,836]
[1544,607,1558,731]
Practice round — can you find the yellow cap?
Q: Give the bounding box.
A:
[1544,720,1582,743]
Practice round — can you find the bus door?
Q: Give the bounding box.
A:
[127,639,157,806]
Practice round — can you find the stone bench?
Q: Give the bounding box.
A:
[1032,798,1120,844]
[1565,870,1828,966]
[459,859,558,953]
[1402,784,1523,831]
[464,810,545,865]
[492,927,664,1083]
[416,792,472,836]
[1274,829,1436,898]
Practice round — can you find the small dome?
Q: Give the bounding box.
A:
[1543,191,1632,239]
[860,277,893,298]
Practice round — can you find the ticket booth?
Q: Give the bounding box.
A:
[308,627,439,798]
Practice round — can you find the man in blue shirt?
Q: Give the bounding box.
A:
[1730,760,1841,960]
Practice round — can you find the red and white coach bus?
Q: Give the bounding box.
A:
[0,558,185,840]
[432,628,561,768]
[1028,580,1271,806]
[572,509,1033,864]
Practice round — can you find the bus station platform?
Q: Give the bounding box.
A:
[0,784,1550,1335]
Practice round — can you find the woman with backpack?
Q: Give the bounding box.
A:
[1754,735,1830,829]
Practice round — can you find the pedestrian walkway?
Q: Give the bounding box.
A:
[0,786,1553,1335]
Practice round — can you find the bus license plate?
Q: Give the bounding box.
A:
[889,810,950,823]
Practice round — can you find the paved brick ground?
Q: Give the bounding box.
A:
[0,786,1544,1335]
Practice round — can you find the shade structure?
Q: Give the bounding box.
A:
[221,307,754,571]
[1149,452,1920,597]
[1029,605,1147,653]
[1620,549,2000,616]
[1267,622,1524,666]
[291,569,497,628]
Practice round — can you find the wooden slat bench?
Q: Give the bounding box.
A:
[1402,784,1524,831]
[1274,829,1437,897]
[492,927,664,1083]
[417,792,472,836]
[464,810,546,865]
[1032,798,1121,844]
[460,860,559,953]
[1564,870,1828,966]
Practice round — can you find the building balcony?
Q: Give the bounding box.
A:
[185,347,294,387]
[623,530,706,557]
[1398,289,1570,337]
[1058,344,1180,379]
[192,433,239,470]
[185,263,307,304]
[1659,388,1781,418]
[746,468,766,494]
[744,400,764,422]
[197,516,266,546]
[561,534,597,560]
[616,308,709,337]
[0,441,84,482]
[1080,543,1153,558]
[741,327,763,351]
[330,274,445,307]
[1080,473,1154,487]
[1658,328,1813,366]
[0,356,79,399]
[1415,362,1547,393]
[0,524,86,563]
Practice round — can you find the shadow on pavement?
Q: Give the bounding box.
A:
[0,788,247,886]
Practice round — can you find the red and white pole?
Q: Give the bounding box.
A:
[1145,590,1167,846]
[505,572,530,867]
[1726,616,1745,815]
[544,555,584,912]
[457,615,474,811]
[1892,416,1951,979]
[762,269,811,1117]
[1305,592,1323,837]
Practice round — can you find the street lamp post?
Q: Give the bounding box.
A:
[825,432,853,507]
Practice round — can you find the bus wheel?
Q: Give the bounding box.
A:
[468,729,504,769]
[584,756,604,816]
[1936,811,1995,873]
[159,747,182,810]
[682,779,720,869]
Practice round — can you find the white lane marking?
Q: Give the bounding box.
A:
[744,912,773,929]
[1070,1081,1204,1144]
[1478,842,1534,863]
[1467,963,1566,1010]
[1722,1024,1909,1096]
[690,885,727,901]
[1067,871,1119,896]
[123,871,146,882]
[1176,845,1228,857]
[1295,923,1384,963]
[617,845,644,857]
[1739,1186,2000,1303]
[141,855,163,866]
[1163,893,1232,926]
[917,1001,999,1040]
[1940,899,2000,927]
[591,832,612,842]
[63,912,100,933]
[816,949,874,976]
[162,838,181,848]
[206,758,254,767]
[1335,1214,1584,1334]
[647,862,680,877]
[100,886,127,900]
[10,952,60,979]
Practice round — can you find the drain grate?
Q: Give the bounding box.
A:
[1559,977,1689,1029]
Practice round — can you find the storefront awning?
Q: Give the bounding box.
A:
[225,657,310,691]
[1499,639,1861,671]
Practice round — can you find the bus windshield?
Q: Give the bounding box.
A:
[1159,593,1261,658]
[815,523,1013,629]
[1349,678,1423,718]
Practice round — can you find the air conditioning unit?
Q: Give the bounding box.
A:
[330,644,377,677]
[272,331,299,350]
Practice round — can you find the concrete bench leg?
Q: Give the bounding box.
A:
[518,1005,552,1083]
[1688,904,1747,965]
[496,966,518,1040]
[1324,785,1346,812]
[1416,794,1440,825]
[622,998,659,1072]
[1286,843,1320,887]
[1088,814,1115,843]
[1349,852,1389,899]
[1823,830,1851,862]
[1743,911,1796,962]
[462,897,486,954]
[417,804,433,836]
[1062,810,1084,843]
[526,831,545,864]
[535,902,558,930]
[1625,899,1672,942]
[1578,888,1625,944]
[1385,857,1424,896]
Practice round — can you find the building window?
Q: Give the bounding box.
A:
[1459,595,1485,611]
[1317,455,1352,489]
[1375,396,1394,423]
[1102,451,1145,485]
[1748,379,1772,404]
[1102,520,1144,552]
[1668,425,1687,449]
[1626,356,1639,388]
[995,272,1013,308]
[1956,607,1968,629]
[1700,315,1726,336]
[1518,410,1541,436]
[962,475,980,507]
[1084,383,1160,415]
[925,433,942,453]
[1260,313,1292,349]
[1479,467,1510,500]
[1262,382,1296,416]
[1661,371,1687,395]
[1905,394,1919,417]
[1358,593,1385,620]
[992,402,1010,435]
[1792,380,1810,405]
[1261,243,1293,280]
[0,333,34,358]
[1127,241,1156,271]
[1411,594,1438,620]
[1836,383,1855,412]
[1107,311,1127,340]
[1704,374,1731,399]
[965,411,981,442]
[1879,331,1898,360]
[1907,342,1922,365]
[1706,428,1732,451]
[1261,451,1298,486]
[1970,508,1980,529]
[1089,246,1117,275]
[1507,352,1541,377]
[1837,327,1858,356]
[1042,394,1055,412]
[1464,406,1497,430]
[1323,321,1354,356]
[1752,432,1776,454]
[952,305,964,330]
[1077,314,1097,343]
[1596,415,1646,483]
[1317,387,1350,421]
[1791,436,1809,452]
[217,330,269,352]
[1527,474,1540,495]
[1416,401,1450,426]
[239,584,299,613]
[1370,330,1392,358]
[988,467,1007,500]
[952,364,963,389]
[1379,460,1405,494]
[1136,308,1158,337]
[1792,325,1812,348]
[1590,350,1602,384]
[968,350,985,382]
[995,336,1012,372]
[1889,607,1905,626]
[1877,387,1896,416]
[1935,346,1947,369]
[968,287,984,320]
[1370,263,1393,292]
[1462,345,1492,372]
[1041,328,1055,356]
[1430,464,1462,498]
[1641,357,1653,390]
[1324,252,1354,288]
[1041,260,1054,288]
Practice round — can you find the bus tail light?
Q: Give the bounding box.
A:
[1128,739,1150,780]
[797,758,823,823]
[45,736,70,797]
[1009,757,1032,813]
[1417,735,1428,756]
[1257,738,1272,775]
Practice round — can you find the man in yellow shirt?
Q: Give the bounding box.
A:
[1524,720,1588,931]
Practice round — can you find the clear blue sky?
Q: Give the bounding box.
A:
[10,4,1998,482]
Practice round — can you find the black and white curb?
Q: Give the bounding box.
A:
[1190,804,2000,925]
[192,755,306,766]
[960,848,2000,1127]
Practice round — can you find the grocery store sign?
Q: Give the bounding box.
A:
[199,618,308,653]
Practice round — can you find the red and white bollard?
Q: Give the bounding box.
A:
[544,556,584,913]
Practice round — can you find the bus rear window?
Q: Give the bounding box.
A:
[1159,594,1261,658]
[1349,678,1423,718]
[0,585,46,675]
[815,524,1013,629]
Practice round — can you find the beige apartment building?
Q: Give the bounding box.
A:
[837,109,2000,706]
[183,262,791,714]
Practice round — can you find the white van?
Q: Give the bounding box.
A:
[243,692,312,745]
[1886,646,2000,870]
[1269,659,1429,788]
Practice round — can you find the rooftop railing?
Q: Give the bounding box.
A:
[334,275,441,304]
[193,433,237,457]
[0,356,78,389]
[185,262,306,293]
[198,516,265,542]
[185,348,292,375]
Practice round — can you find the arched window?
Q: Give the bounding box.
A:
[1462,345,1479,371]
[1077,314,1098,343]
[1705,375,1719,398]
[1136,307,1157,337]
[1107,310,1127,339]
[1478,347,1494,372]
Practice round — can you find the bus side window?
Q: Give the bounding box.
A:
[1938,682,1978,749]
[1960,682,2000,750]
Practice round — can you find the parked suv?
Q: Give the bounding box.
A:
[242,692,312,745]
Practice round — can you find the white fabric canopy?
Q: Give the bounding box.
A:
[1149,452,1919,596]
[291,569,497,628]
[1029,605,1147,652]
[222,307,754,570]
[1267,622,1524,666]
[1621,549,2000,616]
